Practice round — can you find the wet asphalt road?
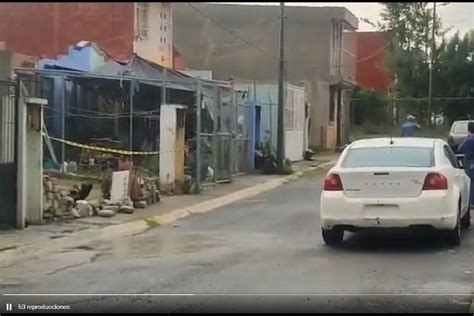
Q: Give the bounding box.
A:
[1,174,474,312]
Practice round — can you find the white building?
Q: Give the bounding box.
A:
[134,2,173,68]
[236,81,307,162]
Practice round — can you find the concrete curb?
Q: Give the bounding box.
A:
[149,160,335,226]
[0,160,335,266]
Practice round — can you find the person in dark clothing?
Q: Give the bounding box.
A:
[458,121,474,205]
[401,115,421,137]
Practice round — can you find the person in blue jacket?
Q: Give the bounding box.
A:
[401,115,421,137]
[458,121,474,205]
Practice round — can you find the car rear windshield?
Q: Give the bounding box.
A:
[342,147,434,168]
[452,122,468,134]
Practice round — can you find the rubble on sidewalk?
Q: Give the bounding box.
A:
[119,206,134,214]
[42,166,161,223]
[134,200,147,209]
[76,200,94,217]
[118,197,135,214]
[98,209,115,218]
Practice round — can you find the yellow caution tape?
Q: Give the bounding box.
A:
[44,134,161,156]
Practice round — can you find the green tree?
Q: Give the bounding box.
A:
[436,31,474,123]
[378,2,447,122]
[352,87,387,126]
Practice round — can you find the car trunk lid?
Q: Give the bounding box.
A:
[339,168,431,198]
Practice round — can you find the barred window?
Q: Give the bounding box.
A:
[284,89,295,129]
[135,3,149,40]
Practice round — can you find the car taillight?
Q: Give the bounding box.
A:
[422,173,448,190]
[324,174,343,191]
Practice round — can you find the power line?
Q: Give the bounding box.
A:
[186,2,267,54]
[355,43,390,63]
[301,43,390,70]
[187,3,390,71]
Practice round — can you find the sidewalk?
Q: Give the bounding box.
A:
[0,155,337,267]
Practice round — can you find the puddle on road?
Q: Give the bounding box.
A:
[87,233,225,262]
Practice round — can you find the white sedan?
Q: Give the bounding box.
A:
[320,137,471,247]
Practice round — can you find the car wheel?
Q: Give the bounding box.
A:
[445,207,461,247]
[322,227,344,246]
[461,205,471,228]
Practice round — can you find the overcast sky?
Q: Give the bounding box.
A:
[222,2,474,38]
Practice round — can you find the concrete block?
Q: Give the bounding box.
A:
[98,209,116,218]
[134,201,147,209]
[119,206,135,214]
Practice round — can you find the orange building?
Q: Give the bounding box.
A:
[353,31,392,94]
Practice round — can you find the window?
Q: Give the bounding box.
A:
[135,3,149,40]
[444,145,460,168]
[342,147,434,168]
[160,25,163,31]
[164,13,167,19]
[329,86,336,122]
[0,92,15,163]
[452,122,468,134]
[164,25,167,32]
[331,20,343,76]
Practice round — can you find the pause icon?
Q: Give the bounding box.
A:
[6,303,13,311]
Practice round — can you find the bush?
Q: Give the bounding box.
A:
[352,87,389,126]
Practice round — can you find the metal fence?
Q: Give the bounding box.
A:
[0,80,17,228]
[14,69,256,194]
[199,84,234,185]
[234,99,253,174]
[0,83,15,163]
[349,97,471,129]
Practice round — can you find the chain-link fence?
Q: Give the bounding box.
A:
[349,96,474,140]
[234,96,253,174]
[349,97,472,128]
[0,80,17,228]
[15,68,249,194]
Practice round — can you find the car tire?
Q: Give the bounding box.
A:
[461,206,471,228]
[445,207,461,247]
[322,227,344,246]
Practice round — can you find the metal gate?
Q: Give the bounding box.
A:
[0,80,17,229]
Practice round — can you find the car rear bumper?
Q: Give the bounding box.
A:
[320,191,458,230]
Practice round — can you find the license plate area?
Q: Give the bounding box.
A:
[363,204,400,218]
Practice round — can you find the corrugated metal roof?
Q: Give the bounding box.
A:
[95,54,191,80]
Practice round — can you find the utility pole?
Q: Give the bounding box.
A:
[427,2,436,126]
[276,2,286,173]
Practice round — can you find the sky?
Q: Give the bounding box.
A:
[222,2,474,38]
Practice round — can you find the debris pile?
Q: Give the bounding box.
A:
[43,167,160,221]
[43,175,97,220]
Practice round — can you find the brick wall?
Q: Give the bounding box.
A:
[0,3,134,59]
[354,31,391,94]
